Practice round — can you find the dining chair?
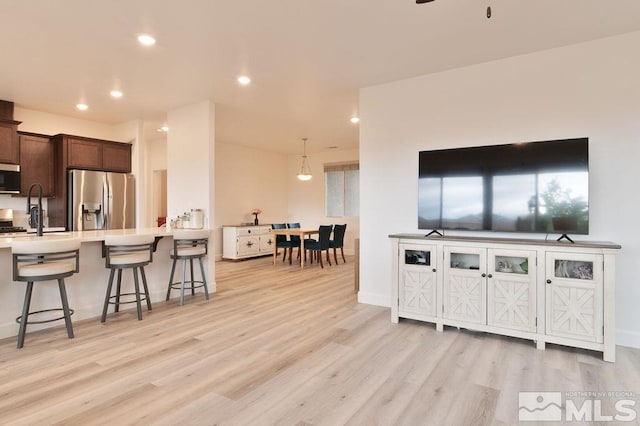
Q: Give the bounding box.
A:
[304,225,333,268]
[282,222,302,264]
[271,223,288,261]
[330,224,347,264]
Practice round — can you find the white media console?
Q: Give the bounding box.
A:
[389,234,620,362]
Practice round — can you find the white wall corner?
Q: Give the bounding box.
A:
[357,290,391,308]
[616,328,640,349]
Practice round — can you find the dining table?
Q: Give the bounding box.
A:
[270,228,319,269]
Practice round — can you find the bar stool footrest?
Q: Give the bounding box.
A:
[106,293,149,305]
[16,308,75,325]
[169,280,206,291]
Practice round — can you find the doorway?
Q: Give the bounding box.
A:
[153,169,167,226]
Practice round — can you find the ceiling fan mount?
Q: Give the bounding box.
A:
[416,0,492,18]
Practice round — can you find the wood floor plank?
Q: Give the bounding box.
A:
[0,254,637,425]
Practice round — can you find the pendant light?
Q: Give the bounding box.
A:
[297,138,312,181]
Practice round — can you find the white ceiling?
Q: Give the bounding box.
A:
[1,0,640,154]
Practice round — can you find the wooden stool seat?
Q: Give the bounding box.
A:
[101,234,155,322]
[11,238,81,349]
[166,229,210,306]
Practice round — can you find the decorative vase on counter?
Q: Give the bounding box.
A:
[251,208,262,226]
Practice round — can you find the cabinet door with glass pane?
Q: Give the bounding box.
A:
[398,244,438,318]
[443,246,486,325]
[545,252,603,343]
[487,249,537,333]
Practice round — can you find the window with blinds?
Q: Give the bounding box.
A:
[325,163,359,217]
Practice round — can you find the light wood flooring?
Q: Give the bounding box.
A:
[0,254,639,425]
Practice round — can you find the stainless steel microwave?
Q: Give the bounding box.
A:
[0,163,20,194]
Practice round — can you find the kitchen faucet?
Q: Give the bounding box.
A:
[27,183,43,237]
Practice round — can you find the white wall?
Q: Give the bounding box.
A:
[167,100,216,288]
[14,107,121,141]
[214,142,289,259]
[359,31,640,347]
[214,143,360,260]
[286,148,360,255]
[146,137,167,227]
[167,101,215,222]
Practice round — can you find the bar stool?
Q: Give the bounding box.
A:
[11,238,81,349]
[101,234,155,322]
[166,229,210,306]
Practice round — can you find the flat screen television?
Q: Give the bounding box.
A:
[418,138,589,236]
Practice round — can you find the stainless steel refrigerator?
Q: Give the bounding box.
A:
[68,169,135,231]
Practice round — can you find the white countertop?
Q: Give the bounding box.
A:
[0,227,200,249]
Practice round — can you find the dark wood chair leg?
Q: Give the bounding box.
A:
[327,249,332,266]
[318,251,324,268]
[334,248,338,264]
[289,248,293,265]
[341,247,346,263]
[283,247,287,263]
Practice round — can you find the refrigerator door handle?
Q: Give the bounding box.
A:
[103,174,109,229]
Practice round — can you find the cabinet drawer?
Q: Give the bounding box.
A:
[257,226,272,235]
[237,227,260,237]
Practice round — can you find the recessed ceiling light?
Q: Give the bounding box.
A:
[237,76,251,86]
[137,34,156,46]
[76,103,88,111]
[157,125,169,132]
[350,117,360,124]
[110,90,123,98]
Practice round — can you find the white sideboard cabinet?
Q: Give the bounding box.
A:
[223,225,275,260]
[390,234,620,362]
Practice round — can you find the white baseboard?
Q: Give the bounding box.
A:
[357,291,391,308]
[616,328,640,349]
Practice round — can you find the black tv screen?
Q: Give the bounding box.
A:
[418,138,589,234]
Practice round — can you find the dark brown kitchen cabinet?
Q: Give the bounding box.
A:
[65,137,131,172]
[18,133,55,197]
[102,142,132,172]
[0,119,21,164]
[67,138,103,170]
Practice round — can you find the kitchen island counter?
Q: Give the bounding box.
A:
[0,227,176,249]
[0,228,214,341]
